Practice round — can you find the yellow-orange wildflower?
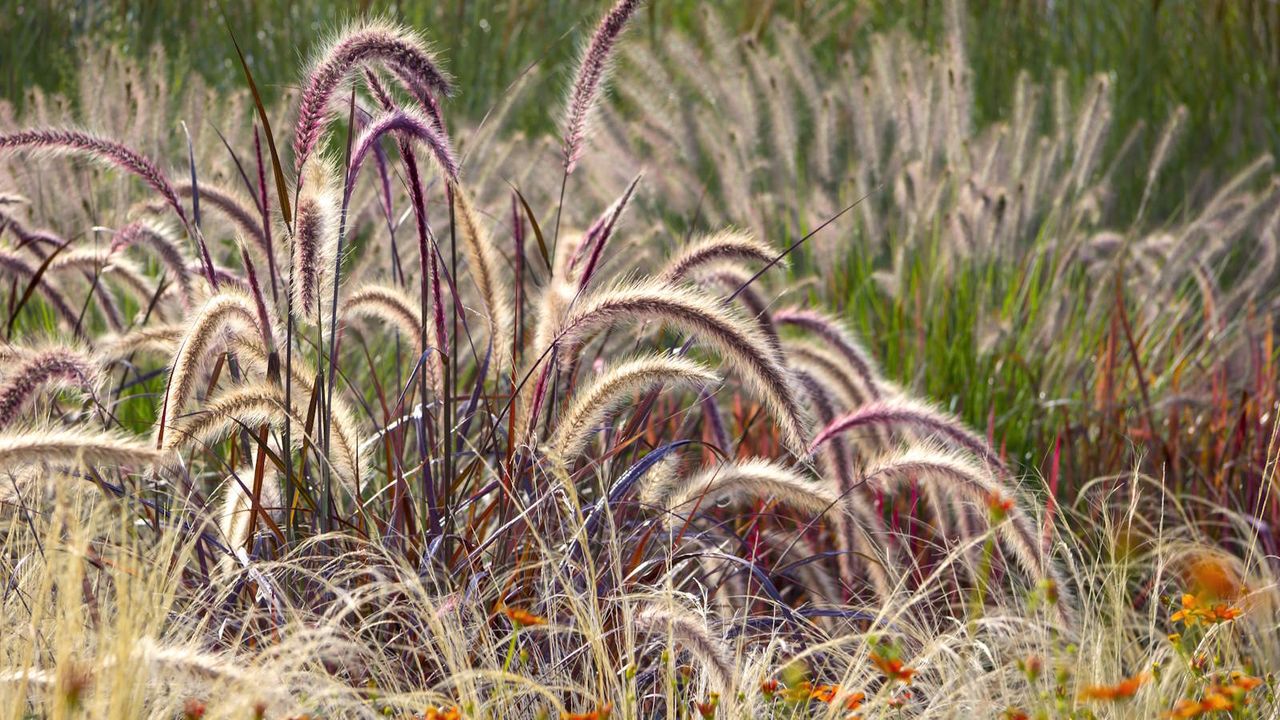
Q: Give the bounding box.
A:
[1081,672,1148,701]
[499,605,547,627]
[870,652,916,684]
[561,702,611,720]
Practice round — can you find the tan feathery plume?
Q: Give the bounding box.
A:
[219,468,255,563]
[133,638,248,683]
[657,229,780,285]
[556,279,808,453]
[656,458,837,521]
[0,427,159,472]
[342,283,423,351]
[96,325,184,364]
[452,186,511,368]
[218,466,281,570]
[1136,105,1187,222]
[862,445,1069,618]
[341,282,442,396]
[0,347,99,428]
[291,159,342,319]
[162,383,362,490]
[157,290,264,445]
[695,264,782,353]
[633,601,735,698]
[549,353,719,460]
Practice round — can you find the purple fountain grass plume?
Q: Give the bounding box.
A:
[809,396,1012,478]
[784,341,875,411]
[294,19,453,176]
[291,160,342,319]
[0,347,98,428]
[49,250,154,306]
[862,444,1072,623]
[555,279,808,454]
[347,107,459,192]
[385,68,449,133]
[566,176,641,275]
[574,174,641,293]
[561,0,644,174]
[184,263,248,293]
[773,306,882,401]
[112,221,194,308]
[68,255,165,323]
[794,368,896,601]
[0,210,63,255]
[657,229,781,285]
[362,68,444,388]
[0,128,186,225]
[0,249,87,337]
[697,266,782,354]
[166,183,269,261]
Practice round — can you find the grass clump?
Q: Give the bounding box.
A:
[0,2,1277,718]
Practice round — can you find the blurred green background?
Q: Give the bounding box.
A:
[3,0,1275,213]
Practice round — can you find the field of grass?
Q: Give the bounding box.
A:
[0,1,1278,718]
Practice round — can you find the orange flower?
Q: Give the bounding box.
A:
[844,691,866,711]
[1171,592,1244,626]
[1201,693,1234,711]
[1081,672,1148,701]
[1209,604,1243,622]
[561,703,611,720]
[1171,594,1202,625]
[499,605,547,627]
[1002,709,1030,720]
[1172,586,1244,625]
[1165,692,1234,718]
[423,708,462,720]
[870,653,916,684]
[1228,671,1264,692]
[1166,698,1207,719]
[760,678,781,698]
[694,693,719,718]
[809,684,838,703]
